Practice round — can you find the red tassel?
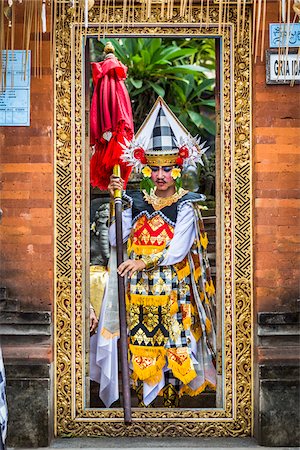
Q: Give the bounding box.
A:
[90,133,132,191]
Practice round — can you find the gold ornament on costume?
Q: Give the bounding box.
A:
[143,187,188,211]
[146,154,178,167]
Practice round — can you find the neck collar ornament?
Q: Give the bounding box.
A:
[142,187,188,211]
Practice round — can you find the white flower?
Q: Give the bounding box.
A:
[120,137,147,171]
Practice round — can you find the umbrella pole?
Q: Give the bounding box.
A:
[113,164,132,424]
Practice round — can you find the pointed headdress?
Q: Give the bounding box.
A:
[121,97,209,170]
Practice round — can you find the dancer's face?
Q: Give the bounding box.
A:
[150,166,175,194]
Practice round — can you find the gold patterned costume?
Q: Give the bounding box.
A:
[122,189,216,403]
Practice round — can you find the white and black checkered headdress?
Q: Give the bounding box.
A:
[147,109,178,156]
[121,97,209,169]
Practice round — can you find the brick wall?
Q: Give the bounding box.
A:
[253,2,300,315]
[0,18,53,311]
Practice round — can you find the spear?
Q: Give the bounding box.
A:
[112,165,131,424]
[90,42,133,423]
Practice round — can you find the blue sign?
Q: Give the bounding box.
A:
[0,50,31,126]
[269,23,300,48]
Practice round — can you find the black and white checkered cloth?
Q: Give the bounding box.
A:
[148,108,177,153]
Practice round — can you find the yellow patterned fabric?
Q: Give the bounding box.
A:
[127,211,214,390]
[90,265,108,318]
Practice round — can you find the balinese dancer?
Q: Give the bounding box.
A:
[90,97,216,408]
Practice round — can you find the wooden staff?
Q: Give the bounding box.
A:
[113,164,132,424]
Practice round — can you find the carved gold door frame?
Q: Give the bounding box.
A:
[54,5,252,437]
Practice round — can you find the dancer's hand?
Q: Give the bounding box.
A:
[117,259,146,278]
[108,174,124,199]
[90,306,99,334]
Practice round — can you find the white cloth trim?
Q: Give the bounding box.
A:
[143,375,165,406]
[160,203,196,266]
[90,250,120,407]
[109,207,132,245]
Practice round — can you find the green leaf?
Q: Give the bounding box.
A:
[201,115,216,135]
[197,99,216,107]
[140,177,155,194]
[164,65,207,75]
[125,38,138,56]
[130,85,149,97]
[188,111,216,135]
[159,47,197,61]
[170,82,186,103]
[149,39,162,58]
[141,49,151,66]
[175,176,182,192]
[188,111,203,127]
[198,78,215,93]
[147,81,165,97]
[154,74,189,83]
[132,55,142,64]
[130,78,143,89]
[169,105,181,114]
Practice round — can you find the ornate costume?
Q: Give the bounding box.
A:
[90,97,216,407]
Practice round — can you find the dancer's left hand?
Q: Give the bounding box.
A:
[117,259,146,278]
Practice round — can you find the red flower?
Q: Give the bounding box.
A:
[133,147,147,164]
[179,146,189,159]
[175,156,184,166]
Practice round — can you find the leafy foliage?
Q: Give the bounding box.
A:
[90,37,216,139]
[175,175,183,193]
[89,37,216,205]
[140,176,155,195]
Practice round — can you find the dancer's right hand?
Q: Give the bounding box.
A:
[108,174,124,198]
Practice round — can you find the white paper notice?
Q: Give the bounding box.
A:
[0,50,31,126]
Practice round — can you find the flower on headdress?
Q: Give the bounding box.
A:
[120,137,148,171]
[141,166,152,178]
[171,168,181,180]
[179,146,189,159]
[175,156,184,166]
[175,135,209,168]
[133,147,147,164]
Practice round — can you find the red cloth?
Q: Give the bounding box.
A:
[90,56,134,190]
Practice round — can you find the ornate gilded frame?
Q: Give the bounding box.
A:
[54,5,252,437]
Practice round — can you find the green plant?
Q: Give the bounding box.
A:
[90,37,216,138]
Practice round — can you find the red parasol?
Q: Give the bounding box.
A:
[90,46,134,190]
